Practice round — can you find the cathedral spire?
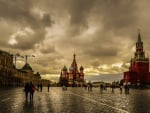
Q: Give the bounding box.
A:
[73,53,76,60]
[71,53,78,73]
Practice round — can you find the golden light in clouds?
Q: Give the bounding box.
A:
[112,62,123,68]
[0,0,150,82]
[41,74,60,82]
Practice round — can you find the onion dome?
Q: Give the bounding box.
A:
[80,65,84,70]
[62,66,67,71]
[69,66,74,71]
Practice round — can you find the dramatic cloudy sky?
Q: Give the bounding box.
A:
[0,0,150,82]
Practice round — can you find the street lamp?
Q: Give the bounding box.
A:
[13,53,24,67]
[24,55,35,64]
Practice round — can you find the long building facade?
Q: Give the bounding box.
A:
[124,32,150,85]
[0,49,47,87]
[59,54,84,87]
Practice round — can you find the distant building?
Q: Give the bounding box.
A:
[59,54,84,87]
[124,31,150,85]
[0,50,14,86]
[0,49,45,86]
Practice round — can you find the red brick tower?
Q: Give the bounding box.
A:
[124,31,150,85]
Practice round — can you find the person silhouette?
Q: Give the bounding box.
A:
[47,83,50,92]
[24,82,30,101]
[40,83,43,92]
[29,82,36,101]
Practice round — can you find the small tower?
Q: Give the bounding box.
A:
[79,65,84,86]
[80,65,84,73]
[59,66,68,86]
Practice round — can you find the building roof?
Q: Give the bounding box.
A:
[22,63,33,71]
[0,50,12,56]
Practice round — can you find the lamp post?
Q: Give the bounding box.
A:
[13,53,24,68]
[24,55,35,64]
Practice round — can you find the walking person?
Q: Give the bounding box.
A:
[90,83,93,91]
[29,82,36,101]
[40,83,43,92]
[125,85,130,94]
[24,82,30,101]
[100,84,103,94]
[37,83,40,91]
[120,86,123,94]
[111,84,115,93]
[47,83,50,92]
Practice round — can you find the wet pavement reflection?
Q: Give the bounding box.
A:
[0,87,150,113]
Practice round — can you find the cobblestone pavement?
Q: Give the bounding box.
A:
[0,87,150,113]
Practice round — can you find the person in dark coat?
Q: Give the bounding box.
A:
[47,83,50,92]
[24,82,30,101]
[40,83,43,92]
[29,82,36,101]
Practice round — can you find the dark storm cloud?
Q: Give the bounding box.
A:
[63,0,137,38]
[67,0,96,36]
[0,0,31,20]
[0,0,53,50]
[56,0,138,61]
[39,43,55,54]
[91,0,137,33]
[0,0,53,28]
[84,45,118,57]
[1,0,150,81]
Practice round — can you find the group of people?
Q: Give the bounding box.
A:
[36,83,43,92]
[24,82,36,101]
[87,83,93,91]
[24,82,51,101]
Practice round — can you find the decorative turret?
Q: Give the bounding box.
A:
[62,65,67,71]
[80,65,84,71]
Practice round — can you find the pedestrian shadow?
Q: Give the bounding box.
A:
[23,100,34,113]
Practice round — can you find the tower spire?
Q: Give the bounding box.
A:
[138,29,141,42]
[74,53,76,59]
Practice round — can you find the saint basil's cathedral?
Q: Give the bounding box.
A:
[124,31,150,85]
[59,54,84,87]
